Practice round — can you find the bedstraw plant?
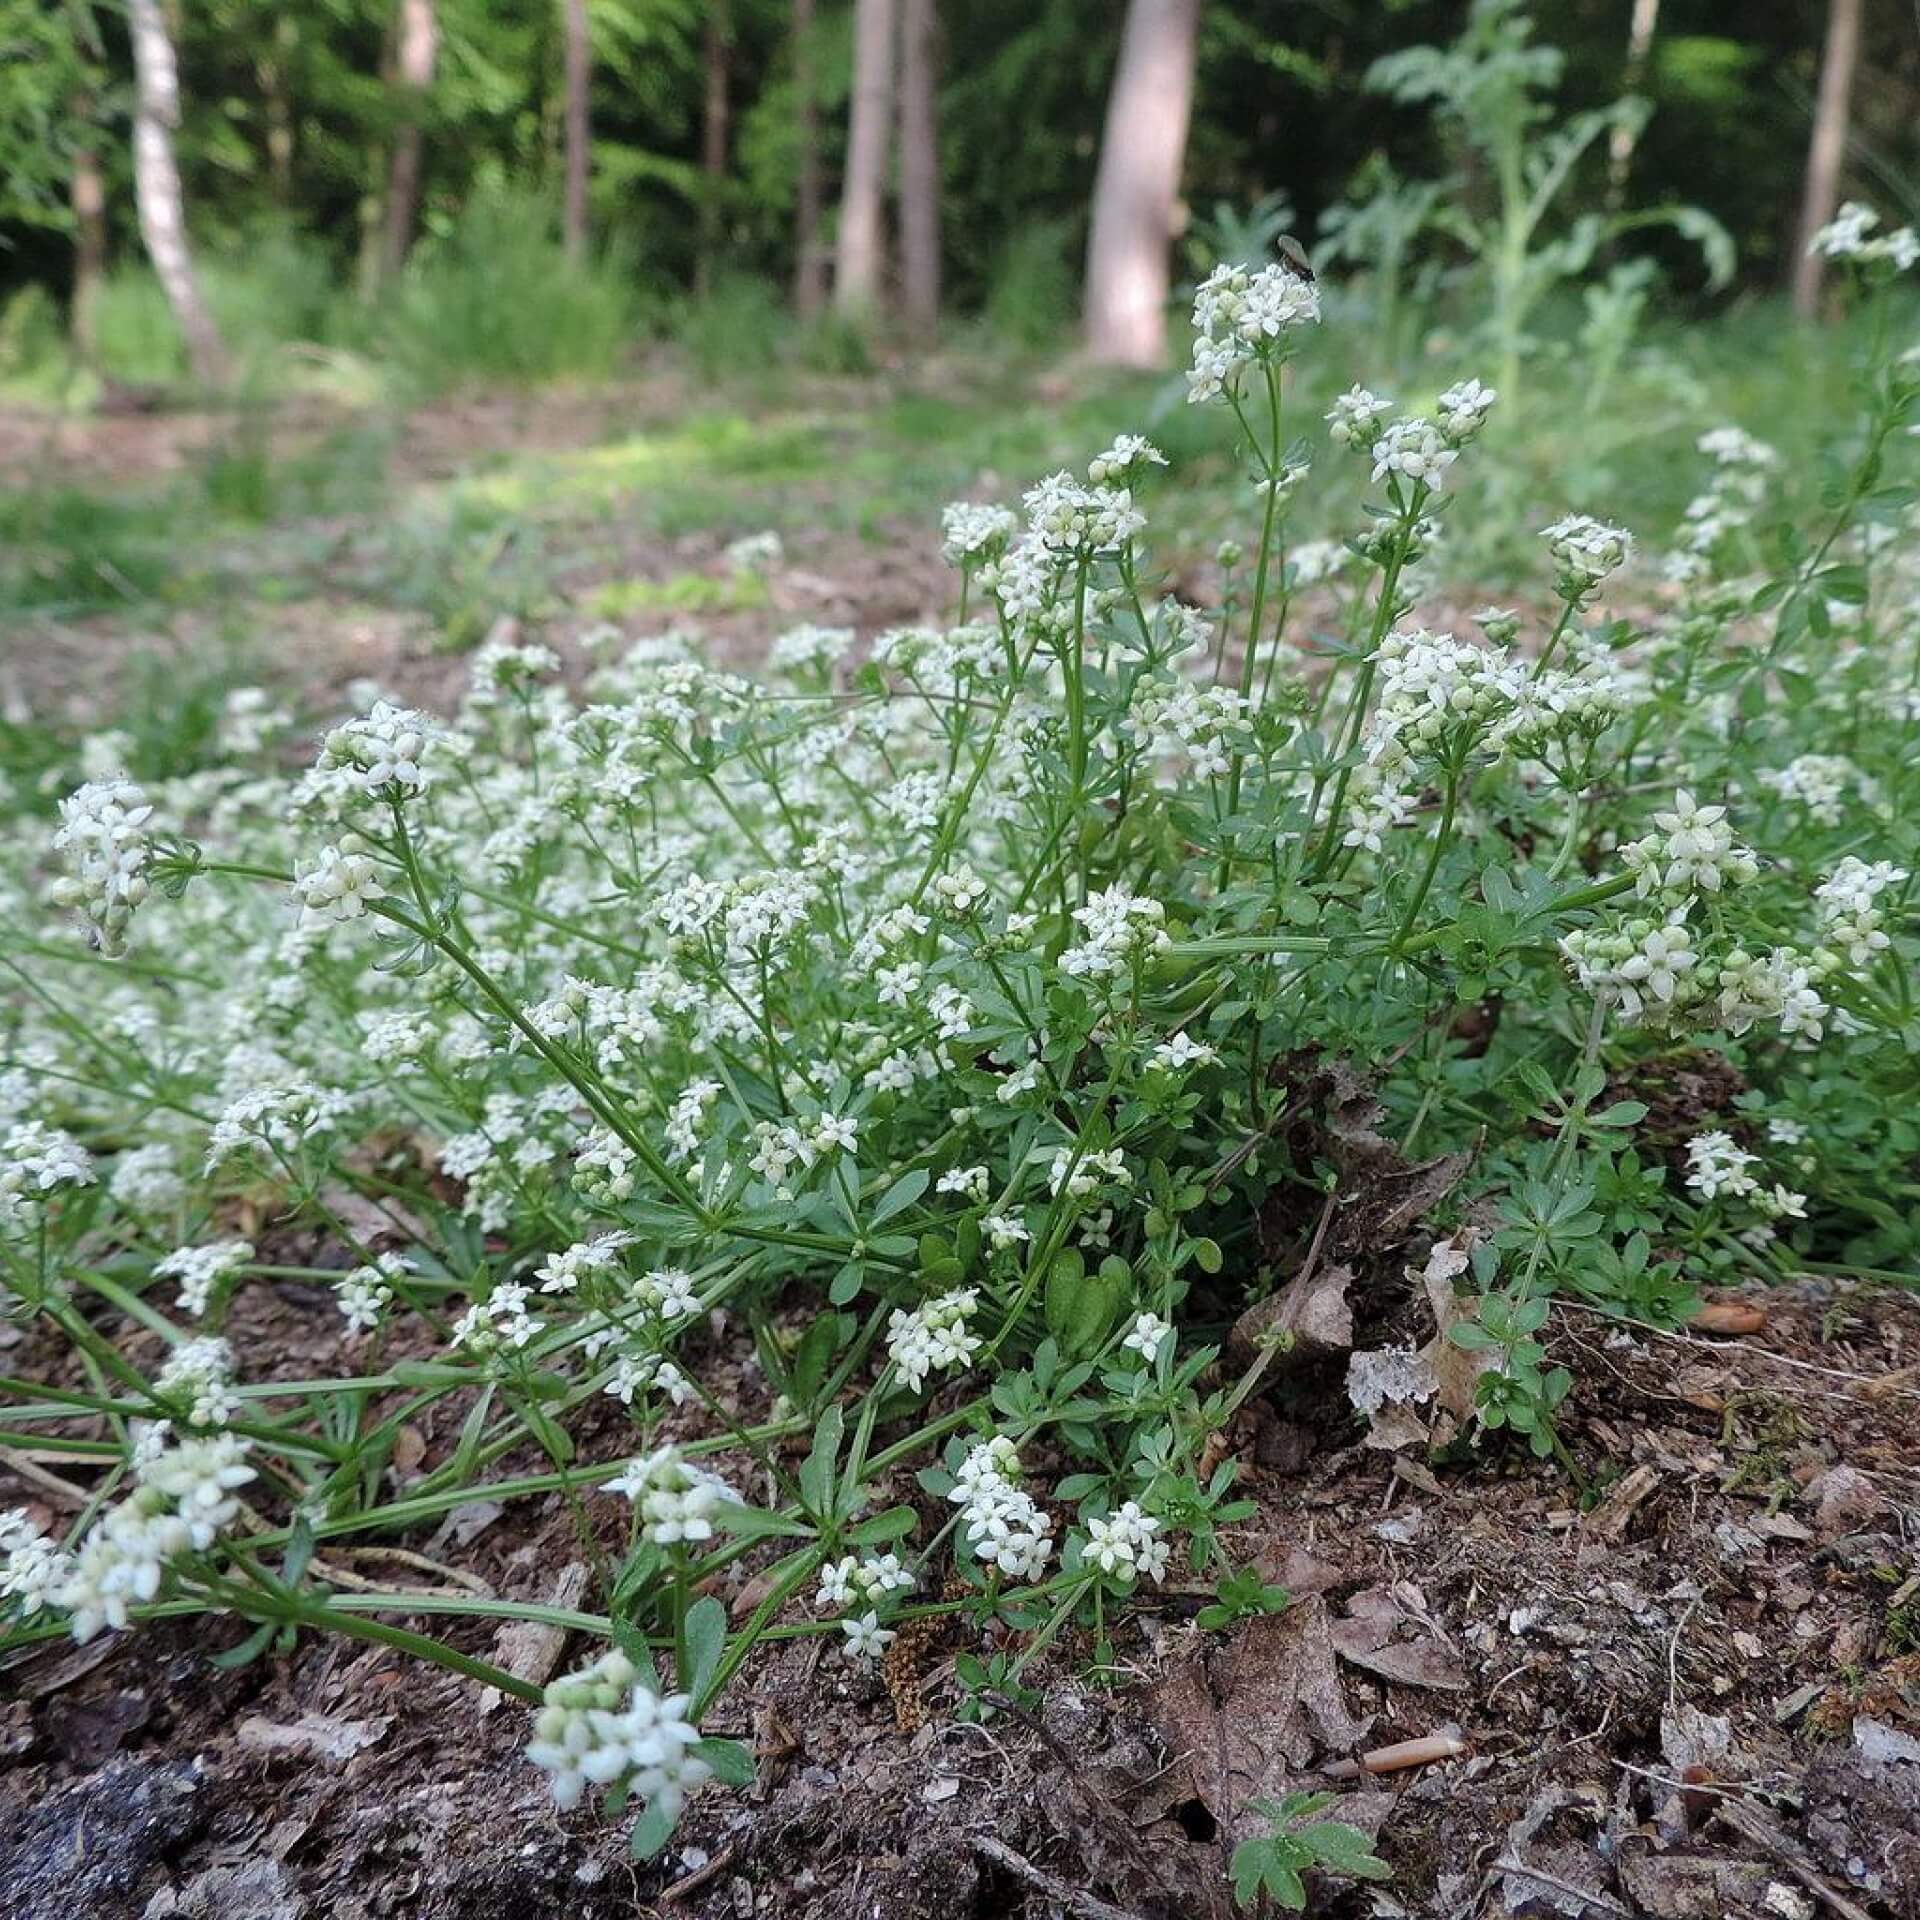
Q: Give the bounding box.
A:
[3,219,1917,1883]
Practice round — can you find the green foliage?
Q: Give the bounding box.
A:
[1367,0,1733,399]
[983,216,1080,353]
[379,192,642,391]
[1230,1793,1392,1910]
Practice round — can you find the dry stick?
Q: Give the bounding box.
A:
[1491,1858,1635,1919]
[972,1838,1151,1920]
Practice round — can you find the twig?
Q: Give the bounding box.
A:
[660,1842,736,1905]
[1492,1857,1635,1918]
[972,1837,1150,1920]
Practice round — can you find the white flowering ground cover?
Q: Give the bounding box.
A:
[4,239,1920,1908]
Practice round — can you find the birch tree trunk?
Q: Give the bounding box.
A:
[793,0,827,317]
[834,0,896,316]
[896,0,940,339]
[1606,0,1661,204]
[563,0,592,263]
[126,0,228,385]
[1791,0,1863,317]
[1083,0,1200,367]
[381,0,439,282]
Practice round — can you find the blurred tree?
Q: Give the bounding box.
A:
[563,0,591,260]
[897,0,940,336]
[126,0,227,381]
[697,0,731,295]
[791,0,826,315]
[1791,0,1861,315]
[836,0,894,313]
[1084,0,1201,365]
[381,0,440,279]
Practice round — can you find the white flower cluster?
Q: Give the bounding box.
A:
[526,1648,712,1815]
[1,1120,95,1233]
[816,1551,914,1613]
[1684,1131,1806,1227]
[1,1509,69,1619]
[1810,201,1920,269]
[1126,676,1251,780]
[153,1336,240,1429]
[1047,1143,1131,1200]
[1187,260,1321,404]
[155,1240,256,1318]
[1364,626,1523,779]
[724,530,783,576]
[1058,886,1170,981]
[1542,515,1633,595]
[49,777,155,956]
[940,501,1018,567]
[1814,857,1906,968]
[1022,471,1145,557]
[450,1280,544,1354]
[886,1287,982,1393]
[204,1081,344,1172]
[1666,428,1777,583]
[311,702,437,806]
[56,1434,254,1641]
[1081,1500,1171,1584]
[1620,790,1758,902]
[601,1444,741,1546]
[768,624,855,676]
[293,841,386,927]
[1326,385,1392,448]
[1087,434,1166,486]
[948,1436,1054,1581]
[336,1252,414,1333]
[109,1143,187,1216]
[1756,754,1859,827]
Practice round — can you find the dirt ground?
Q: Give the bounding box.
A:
[4,1259,1917,1920]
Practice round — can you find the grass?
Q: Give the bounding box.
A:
[2,288,1910,666]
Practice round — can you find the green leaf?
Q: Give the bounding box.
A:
[691,1735,756,1786]
[680,1595,727,1700]
[871,1167,929,1226]
[849,1504,919,1544]
[799,1403,844,1515]
[629,1793,680,1861]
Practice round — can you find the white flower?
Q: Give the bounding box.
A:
[886,1288,982,1393]
[1371,418,1457,490]
[1435,378,1498,443]
[1542,514,1633,593]
[1150,1032,1217,1073]
[1326,385,1391,448]
[1685,1130,1761,1202]
[49,777,155,955]
[983,1212,1030,1252]
[601,1445,741,1546]
[337,1253,412,1334]
[840,1609,896,1660]
[314,702,437,803]
[1123,1312,1173,1361]
[294,842,386,926]
[526,1650,712,1816]
[1,1122,96,1229]
[948,1437,1054,1581]
[937,1164,990,1203]
[1081,1501,1167,1584]
[153,1338,240,1429]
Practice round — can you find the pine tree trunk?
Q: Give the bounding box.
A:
[1083,0,1200,367]
[563,0,592,263]
[896,0,940,339]
[793,0,826,318]
[381,0,439,282]
[1791,0,1863,317]
[70,135,107,364]
[835,0,895,316]
[696,1,731,298]
[126,0,228,386]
